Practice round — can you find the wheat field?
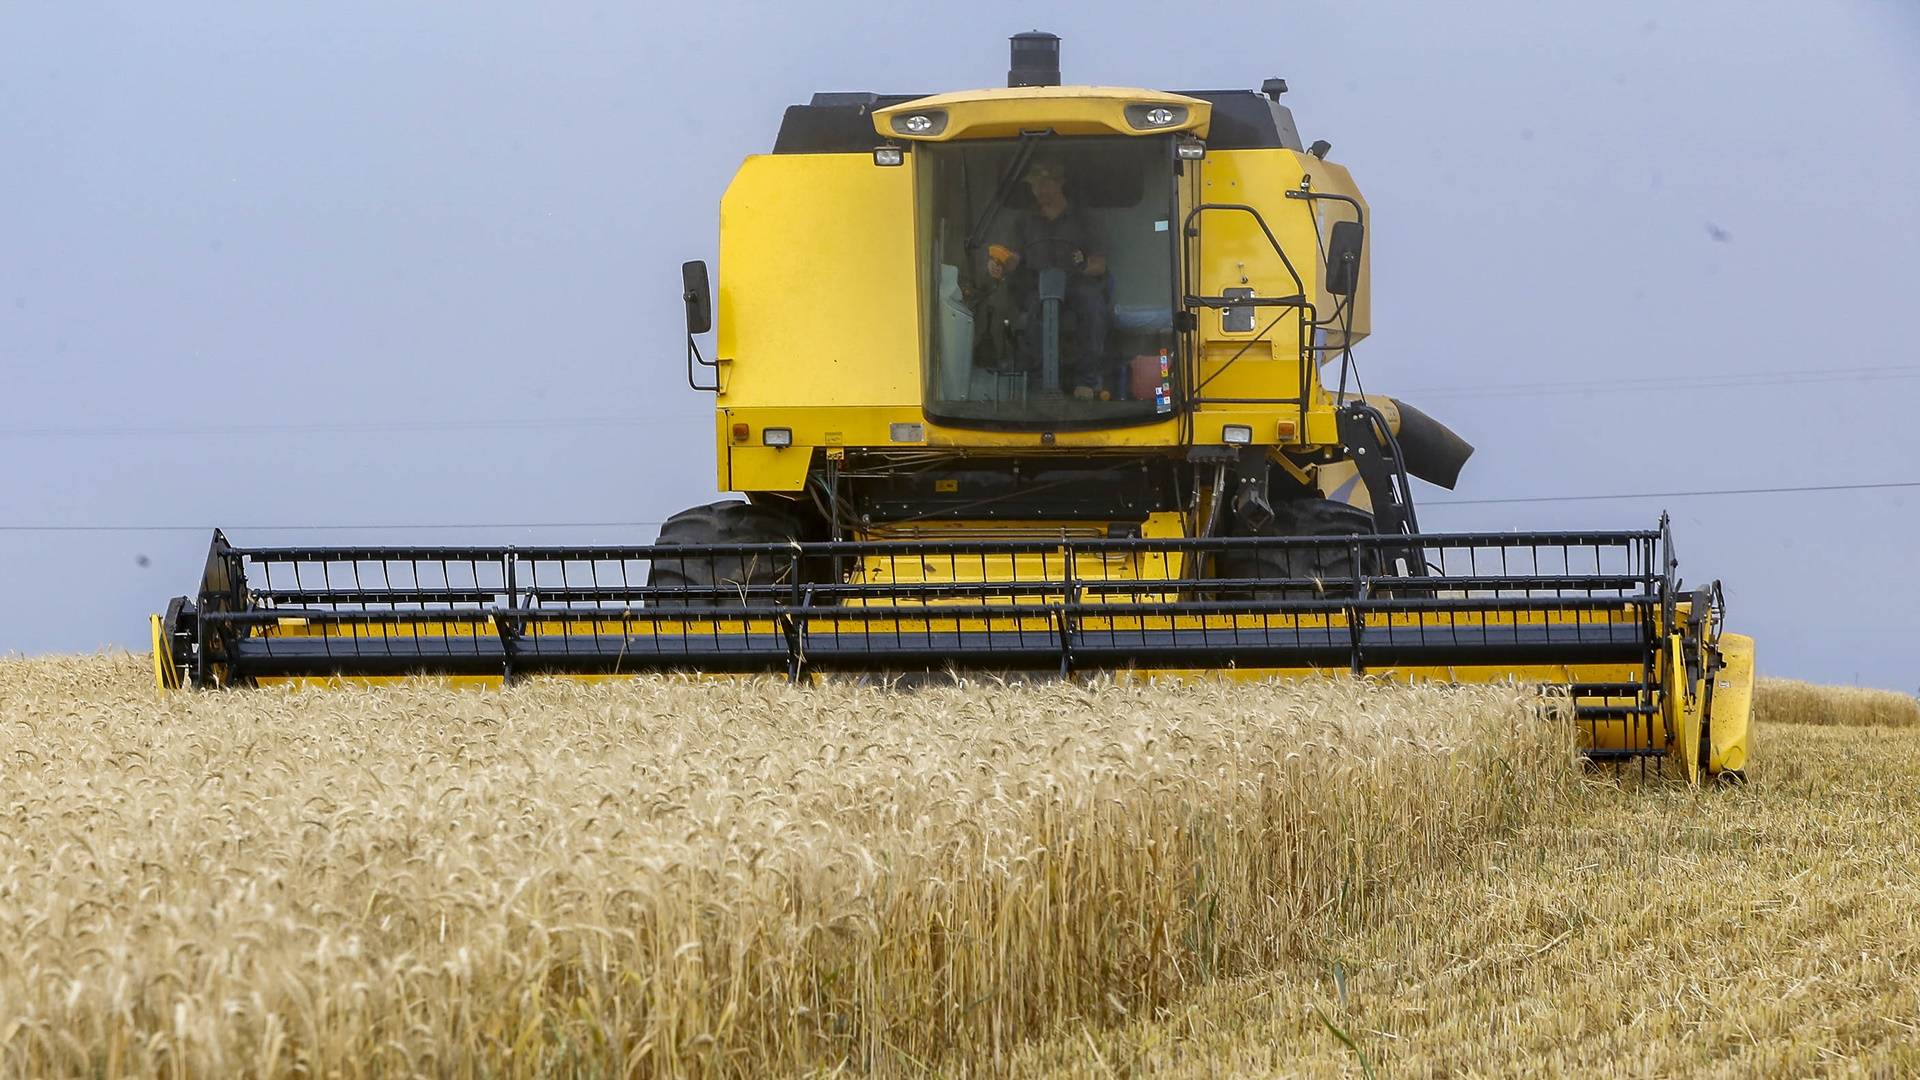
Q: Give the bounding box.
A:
[0,654,1575,1077]
[1754,675,1920,729]
[5,655,1915,1076]
[1013,688,1920,1076]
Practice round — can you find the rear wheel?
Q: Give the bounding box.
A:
[1214,497,1382,600]
[647,500,802,608]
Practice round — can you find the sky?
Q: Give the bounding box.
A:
[3,1,1916,690]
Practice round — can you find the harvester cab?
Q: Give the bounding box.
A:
[155,33,1753,782]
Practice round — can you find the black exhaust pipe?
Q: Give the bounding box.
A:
[1009,31,1060,88]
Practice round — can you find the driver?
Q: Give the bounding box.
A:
[987,158,1111,399]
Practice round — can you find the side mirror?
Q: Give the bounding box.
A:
[681,260,712,335]
[1325,220,1364,296]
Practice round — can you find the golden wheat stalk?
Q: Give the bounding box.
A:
[0,653,1577,1077]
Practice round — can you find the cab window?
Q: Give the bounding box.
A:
[917,136,1178,428]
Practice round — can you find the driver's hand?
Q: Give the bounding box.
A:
[987,243,1015,281]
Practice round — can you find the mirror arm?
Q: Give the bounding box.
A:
[1284,188,1368,295]
[681,259,718,391]
[686,332,718,392]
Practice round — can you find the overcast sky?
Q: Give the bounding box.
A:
[3,2,1916,690]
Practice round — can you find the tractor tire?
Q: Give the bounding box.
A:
[647,500,802,608]
[1214,497,1383,601]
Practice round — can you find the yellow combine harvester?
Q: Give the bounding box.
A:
[154,33,1752,781]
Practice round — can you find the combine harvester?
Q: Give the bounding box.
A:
[154,34,1751,781]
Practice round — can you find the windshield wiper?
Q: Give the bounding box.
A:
[963,133,1046,256]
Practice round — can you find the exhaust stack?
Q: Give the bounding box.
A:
[1008,31,1060,88]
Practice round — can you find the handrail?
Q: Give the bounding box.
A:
[1178,202,1318,411]
[1180,202,1309,298]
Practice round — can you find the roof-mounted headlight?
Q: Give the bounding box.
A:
[1125,102,1189,130]
[889,110,948,137]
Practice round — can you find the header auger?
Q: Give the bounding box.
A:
[156,33,1752,781]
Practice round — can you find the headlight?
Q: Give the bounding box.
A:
[1176,137,1207,160]
[889,110,948,137]
[872,146,904,167]
[762,427,794,448]
[1222,424,1253,445]
[1125,102,1189,130]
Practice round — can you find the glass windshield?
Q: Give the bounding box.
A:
[918,136,1177,428]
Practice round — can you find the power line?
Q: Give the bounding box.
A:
[0,522,665,534]
[1429,480,1920,506]
[3,480,1914,533]
[6,367,1918,439]
[1397,365,1920,401]
[0,416,699,438]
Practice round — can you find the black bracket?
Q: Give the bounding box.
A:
[160,595,196,690]
[1344,595,1367,676]
[1334,403,1416,537]
[1230,445,1276,533]
[1058,544,1078,676]
[496,550,523,683]
[190,529,251,687]
[783,581,814,684]
[1697,640,1721,775]
[493,616,523,684]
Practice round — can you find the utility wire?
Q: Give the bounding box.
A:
[5,480,1915,533]
[1429,480,1920,506]
[0,522,666,534]
[8,367,1919,439]
[1393,364,1920,401]
[0,416,698,438]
